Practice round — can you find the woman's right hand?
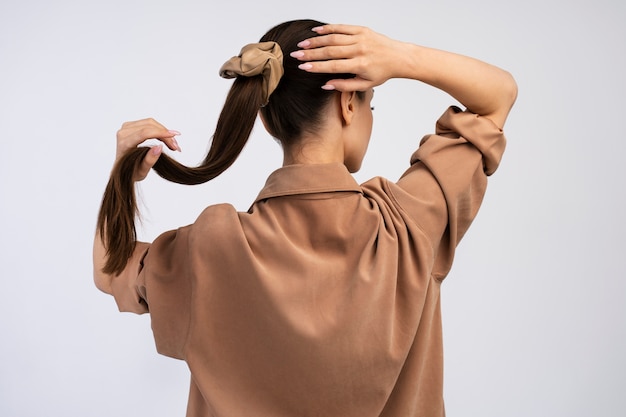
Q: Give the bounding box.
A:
[115,118,181,182]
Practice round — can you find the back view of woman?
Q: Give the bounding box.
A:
[94,19,516,417]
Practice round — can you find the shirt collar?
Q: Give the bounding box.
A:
[255,163,362,203]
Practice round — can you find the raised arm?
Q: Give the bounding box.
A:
[291,24,517,129]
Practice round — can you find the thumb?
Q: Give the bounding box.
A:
[134,145,162,181]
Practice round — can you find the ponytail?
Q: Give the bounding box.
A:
[97,75,265,276]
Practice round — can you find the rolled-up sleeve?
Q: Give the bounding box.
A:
[395,106,506,280]
[137,227,193,360]
[108,227,192,359]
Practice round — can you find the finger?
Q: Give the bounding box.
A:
[118,118,180,149]
[120,117,168,131]
[134,145,162,182]
[324,78,374,93]
[298,57,363,75]
[118,124,179,147]
[311,24,364,36]
[290,44,357,62]
[118,125,172,143]
[297,33,356,50]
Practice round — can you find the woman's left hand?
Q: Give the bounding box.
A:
[290,24,407,92]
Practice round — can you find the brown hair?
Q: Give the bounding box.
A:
[97,19,362,275]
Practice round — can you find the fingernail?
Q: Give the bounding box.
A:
[298,63,313,70]
[168,129,181,136]
[151,145,163,155]
[172,138,182,152]
[311,26,323,33]
[290,50,305,59]
[297,40,310,48]
[321,84,336,91]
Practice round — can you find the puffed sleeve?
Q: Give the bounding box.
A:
[395,106,506,280]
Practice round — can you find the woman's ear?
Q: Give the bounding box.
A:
[339,91,357,126]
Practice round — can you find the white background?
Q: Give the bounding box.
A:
[1,0,625,416]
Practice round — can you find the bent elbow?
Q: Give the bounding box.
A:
[93,267,113,295]
[503,71,519,110]
[488,71,518,129]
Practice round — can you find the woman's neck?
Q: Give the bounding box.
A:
[282,129,344,167]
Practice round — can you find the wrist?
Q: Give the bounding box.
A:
[383,41,420,81]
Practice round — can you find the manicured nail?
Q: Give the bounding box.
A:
[172,138,182,152]
[311,26,323,33]
[321,84,336,91]
[290,50,305,59]
[168,129,181,136]
[151,145,163,155]
[297,40,310,48]
[298,63,313,70]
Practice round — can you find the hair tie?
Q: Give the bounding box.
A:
[219,41,284,106]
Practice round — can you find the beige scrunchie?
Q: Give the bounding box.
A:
[219,41,284,105]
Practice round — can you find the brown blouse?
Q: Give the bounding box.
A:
[108,106,506,416]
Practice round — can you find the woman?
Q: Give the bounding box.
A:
[94,19,516,417]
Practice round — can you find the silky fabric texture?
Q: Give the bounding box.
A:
[109,106,506,417]
[219,41,284,105]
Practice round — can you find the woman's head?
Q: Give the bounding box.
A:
[258,19,366,145]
